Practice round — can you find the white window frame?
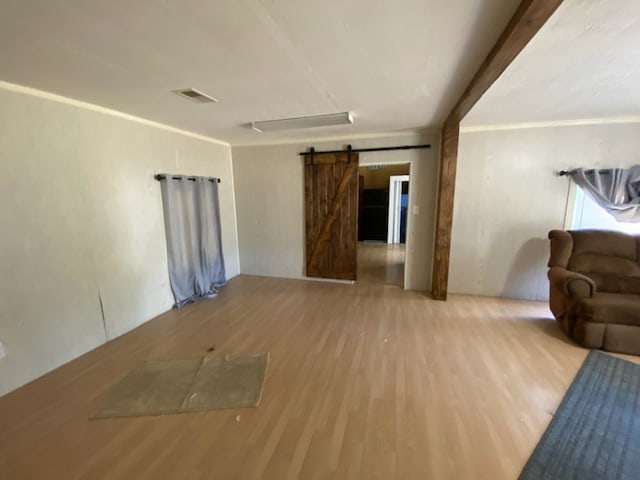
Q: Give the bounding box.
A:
[567,183,640,234]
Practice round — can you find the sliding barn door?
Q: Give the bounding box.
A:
[304,151,359,280]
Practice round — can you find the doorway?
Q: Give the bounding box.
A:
[387,175,410,244]
[357,163,410,287]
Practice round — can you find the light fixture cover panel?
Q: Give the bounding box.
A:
[252,112,353,133]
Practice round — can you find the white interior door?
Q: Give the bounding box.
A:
[387,175,409,244]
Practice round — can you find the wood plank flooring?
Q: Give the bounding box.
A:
[0,274,629,479]
[357,242,405,287]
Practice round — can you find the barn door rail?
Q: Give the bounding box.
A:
[298,144,431,156]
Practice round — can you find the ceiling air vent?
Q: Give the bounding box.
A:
[173,88,218,104]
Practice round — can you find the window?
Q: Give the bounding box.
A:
[570,186,640,233]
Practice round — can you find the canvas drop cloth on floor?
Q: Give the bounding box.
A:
[93,353,269,418]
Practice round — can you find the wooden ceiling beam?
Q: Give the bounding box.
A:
[431,0,564,300]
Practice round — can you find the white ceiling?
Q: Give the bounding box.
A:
[0,0,521,144]
[464,0,640,128]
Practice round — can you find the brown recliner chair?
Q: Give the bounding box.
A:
[548,229,640,355]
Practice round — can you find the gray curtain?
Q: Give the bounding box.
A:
[159,176,226,307]
[570,166,640,222]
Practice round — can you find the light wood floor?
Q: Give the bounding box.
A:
[0,275,632,479]
[358,242,405,287]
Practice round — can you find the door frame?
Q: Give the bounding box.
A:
[358,160,412,289]
[387,175,410,244]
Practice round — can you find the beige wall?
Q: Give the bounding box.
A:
[232,132,440,291]
[450,122,640,301]
[359,164,410,189]
[0,85,239,395]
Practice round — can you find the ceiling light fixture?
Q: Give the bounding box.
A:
[252,112,353,133]
[173,88,218,104]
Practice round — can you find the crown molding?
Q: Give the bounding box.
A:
[0,81,230,147]
[230,127,440,148]
[460,116,640,133]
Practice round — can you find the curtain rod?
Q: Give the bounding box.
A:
[155,174,221,183]
[298,144,431,156]
[560,169,613,177]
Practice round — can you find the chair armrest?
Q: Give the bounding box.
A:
[548,266,596,300]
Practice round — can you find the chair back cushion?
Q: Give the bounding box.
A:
[568,230,640,293]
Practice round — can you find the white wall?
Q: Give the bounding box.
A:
[450,122,640,301]
[232,132,440,291]
[0,85,239,395]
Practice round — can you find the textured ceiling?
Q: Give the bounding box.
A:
[0,0,520,144]
[463,0,640,128]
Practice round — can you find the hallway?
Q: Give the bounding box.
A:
[357,242,405,287]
